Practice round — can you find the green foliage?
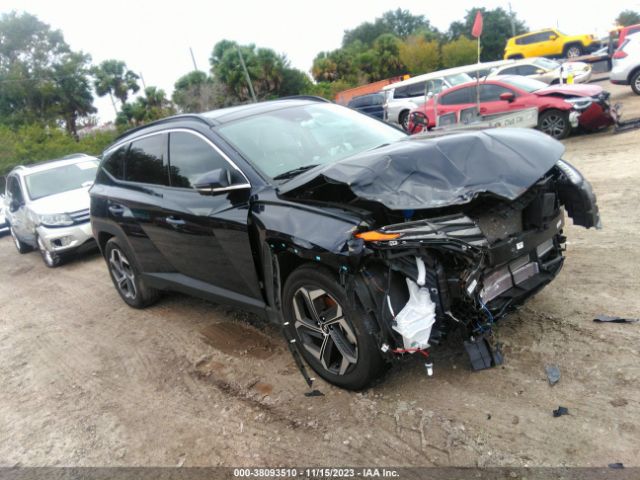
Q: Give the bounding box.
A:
[447,8,527,61]
[0,11,96,132]
[172,71,222,113]
[343,8,439,47]
[616,10,640,27]
[0,124,116,174]
[116,86,175,127]
[399,36,440,75]
[92,59,140,109]
[441,36,478,68]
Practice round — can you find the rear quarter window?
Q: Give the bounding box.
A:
[102,145,127,180]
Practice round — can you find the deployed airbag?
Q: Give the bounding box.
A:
[280,128,564,210]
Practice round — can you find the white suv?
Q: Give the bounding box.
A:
[611,33,640,95]
[4,154,99,267]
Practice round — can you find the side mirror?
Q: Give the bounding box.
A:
[194,168,231,191]
[9,199,21,212]
[499,92,516,103]
[549,35,558,41]
[536,69,545,74]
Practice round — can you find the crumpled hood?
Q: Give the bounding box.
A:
[29,187,91,215]
[536,83,602,97]
[279,128,564,210]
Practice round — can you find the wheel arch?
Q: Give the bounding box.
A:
[627,66,640,84]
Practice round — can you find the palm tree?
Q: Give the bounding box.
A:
[92,59,140,115]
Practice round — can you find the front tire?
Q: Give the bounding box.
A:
[399,110,410,131]
[37,235,62,268]
[282,265,385,390]
[538,109,571,139]
[104,238,159,308]
[630,70,640,95]
[10,226,32,254]
[564,44,583,58]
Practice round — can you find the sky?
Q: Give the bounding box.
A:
[1,0,638,123]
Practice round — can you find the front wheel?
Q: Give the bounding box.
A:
[630,70,640,95]
[538,109,571,139]
[37,235,62,268]
[399,110,410,131]
[104,238,159,308]
[282,265,385,390]
[10,226,32,254]
[564,44,583,58]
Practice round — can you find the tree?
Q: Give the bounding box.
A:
[447,8,527,61]
[370,34,405,80]
[399,35,440,75]
[343,9,439,47]
[116,86,174,127]
[92,60,140,114]
[173,70,219,113]
[51,51,96,139]
[616,10,640,27]
[441,36,478,68]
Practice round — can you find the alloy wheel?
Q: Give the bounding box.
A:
[635,75,640,92]
[540,113,567,139]
[566,46,581,58]
[109,248,137,299]
[292,286,358,376]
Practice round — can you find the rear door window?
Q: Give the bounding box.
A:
[439,87,474,105]
[479,85,514,102]
[102,145,127,180]
[125,134,169,185]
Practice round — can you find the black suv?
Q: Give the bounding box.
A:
[91,98,600,390]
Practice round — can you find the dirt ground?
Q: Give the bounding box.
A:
[0,81,639,468]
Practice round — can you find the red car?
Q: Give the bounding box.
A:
[408,76,613,139]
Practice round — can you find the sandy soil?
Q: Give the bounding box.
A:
[0,81,638,468]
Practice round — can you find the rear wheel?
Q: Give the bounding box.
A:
[37,235,62,268]
[10,226,32,254]
[630,70,640,95]
[538,109,571,139]
[564,44,583,58]
[282,265,385,390]
[399,110,410,131]
[507,54,524,60]
[105,238,159,308]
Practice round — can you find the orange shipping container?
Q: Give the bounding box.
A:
[334,76,407,105]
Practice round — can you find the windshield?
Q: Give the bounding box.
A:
[445,73,473,86]
[501,76,548,93]
[216,103,406,179]
[533,58,560,70]
[25,160,98,201]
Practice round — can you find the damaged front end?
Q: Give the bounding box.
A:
[278,128,600,373]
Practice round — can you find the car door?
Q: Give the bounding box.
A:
[156,129,262,300]
[478,84,520,115]
[5,175,32,243]
[433,87,476,125]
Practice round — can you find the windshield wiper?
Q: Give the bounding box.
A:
[273,164,320,181]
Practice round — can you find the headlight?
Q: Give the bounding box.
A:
[38,213,74,227]
[564,97,593,110]
[556,159,583,185]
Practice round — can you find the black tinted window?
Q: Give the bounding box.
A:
[169,132,229,188]
[518,65,539,75]
[126,134,168,185]
[7,176,23,202]
[102,145,127,180]
[406,81,427,97]
[348,97,364,108]
[516,34,532,45]
[393,86,409,99]
[479,84,513,102]
[500,66,520,75]
[439,87,474,105]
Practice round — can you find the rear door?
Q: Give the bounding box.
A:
[478,84,519,115]
[5,175,31,243]
[434,86,476,124]
[156,129,262,300]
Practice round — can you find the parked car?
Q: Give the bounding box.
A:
[618,24,640,46]
[488,57,592,84]
[382,67,474,130]
[91,97,600,390]
[4,154,99,267]
[610,33,640,95]
[0,194,8,235]
[504,29,601,59]
[408,76,613,139]
[347,93,385,119]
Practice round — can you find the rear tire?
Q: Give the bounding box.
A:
[10,226,32,254]
[630,70,640,95]
[507,54,524,60]
[399,110,410,131]
[104,238,159,308]
[564,44,583,58]
[538,109,571,139]
[282,265,385,390]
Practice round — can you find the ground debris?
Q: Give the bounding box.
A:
[545,364,561,386]
[593,315,639,323]
[552,406,569,418]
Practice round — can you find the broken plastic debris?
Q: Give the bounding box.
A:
[464,336,503,371]
[545,364,561,386]
[594,315,639,323]
[304,390,324,397]
[608,463,624,469]
[553,406,569,417]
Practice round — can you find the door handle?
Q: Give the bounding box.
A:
[108,205,125,216]
[165,216,186,227]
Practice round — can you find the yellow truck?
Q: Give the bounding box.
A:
[504,29,600,60]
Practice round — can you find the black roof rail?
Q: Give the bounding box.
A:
[113,114,210,143]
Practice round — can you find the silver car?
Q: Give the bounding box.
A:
[488,57,592,84]
[4,154,99,267]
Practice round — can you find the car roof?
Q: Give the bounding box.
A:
[10,154,98,177]
[512,28,556,39]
